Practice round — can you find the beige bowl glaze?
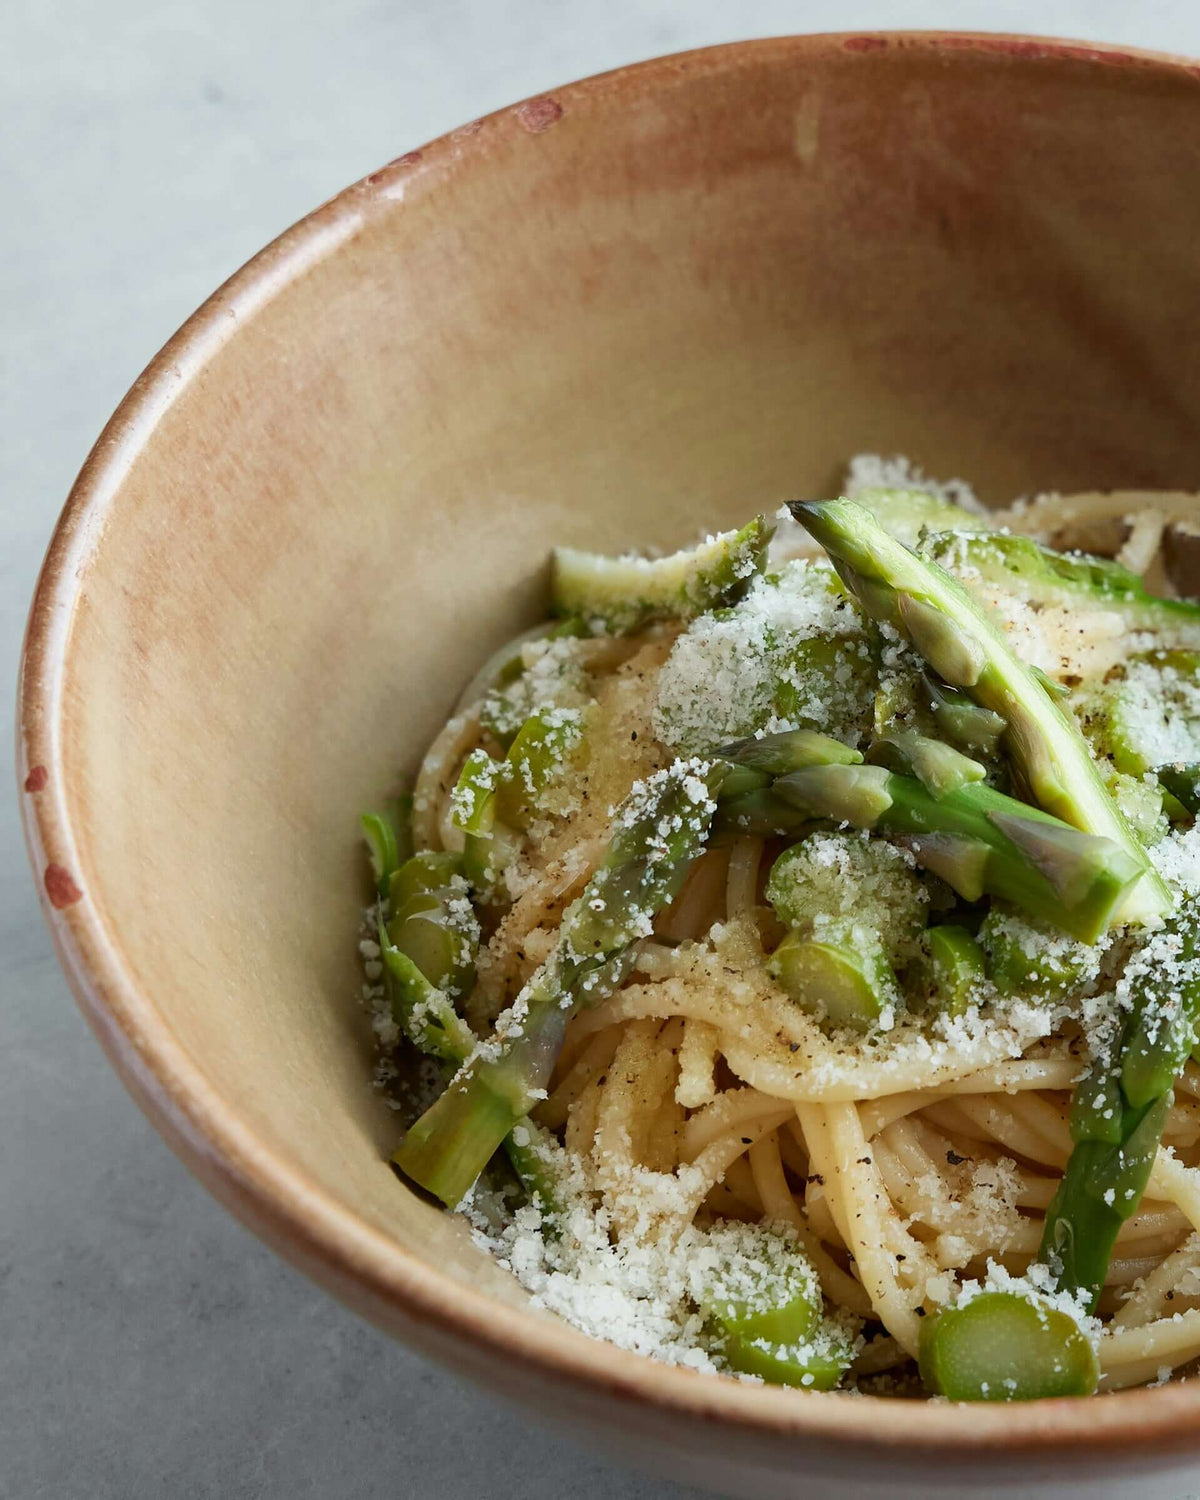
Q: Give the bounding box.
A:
[19,33,1200,1500]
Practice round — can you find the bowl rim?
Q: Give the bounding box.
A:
[18,29,1200,1463]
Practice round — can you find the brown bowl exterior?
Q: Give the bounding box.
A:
[18,33,1200,1496]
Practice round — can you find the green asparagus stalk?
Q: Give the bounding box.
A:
[790,499,1171,926]
[1041,897,1200,1307]
[454,709,586,897]
[699,1227,853,1387]
[378,909,477,1063]
[717,729,862,800]
[921,528,1200,637]
[922,673,1007,757]
[719,728,864,776]
[392,759,726,1206]
[714,787,813,839]
[713,730,863,833]
[375,853,563,1215]
[866,729,987,799]
[746,759,1143,944]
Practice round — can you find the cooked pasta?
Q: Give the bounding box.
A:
[359,457,1200,1400]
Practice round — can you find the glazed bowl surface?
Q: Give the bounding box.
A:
[20,32,1200,1500]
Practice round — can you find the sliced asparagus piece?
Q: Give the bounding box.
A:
[493,707,585,829]
[719,1336,853,1390]
[453,749,520,898]
[769,930,899,1032]
[454,708,585,897]
[652,558,874,756]
[790,499,1171,926]
[696,1223,854,1388]
[906,925,987,1018]
[1120,899,1200,1108]
[480,629,594,747]
[388,888,477,1001]
[719,728,864,776]
[379,911,477,1064]
[1042,1093,1171,1312]
[714,788,813,839]
[1091,649,1200,778]
[1104,769,1168,848]
[979,907,1097,1001]
[377,851,561,1214]
[552,515,773,633]
[763,762,1141,944]
[384,851,479,999]
[388,850,462,911]
[764,829,928,963]
[769,633,876,742]
[361,812,400,896]
[393,760,725,1206]
[1041,898,1200,1307]
[918,1290,1098,1401]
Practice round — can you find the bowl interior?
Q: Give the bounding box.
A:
[22,33,1200,1479]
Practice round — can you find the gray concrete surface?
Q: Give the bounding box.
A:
[6,3,1200,1496]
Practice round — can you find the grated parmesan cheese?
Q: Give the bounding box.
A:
[652,560,872,755]
[466,1144,859,1378]
[843,454,985,515]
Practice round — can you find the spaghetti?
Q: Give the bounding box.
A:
[362,459,1200,1399]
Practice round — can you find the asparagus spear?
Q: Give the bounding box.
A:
[789,499,1172,926]
[1041,897,1200,1308]
[714,787,813,839]
[720,728,865,776]
[714,730,860,822]
[377,851,562,1215]
[386,855,562,1198]
[846,485,996,546]
[764,829,929,960]
[729,754,1142,944]
[922,673,1006,757]
[1090,649,1200,778]
[378,907,477,1064]
[392,759,726,1206]
[922,528,1200,638]
[866,728,987,799]
[383,850,481,1002]
[979,906,1096,1001]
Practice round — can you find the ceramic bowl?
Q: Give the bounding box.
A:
[19,33,1200,1500]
